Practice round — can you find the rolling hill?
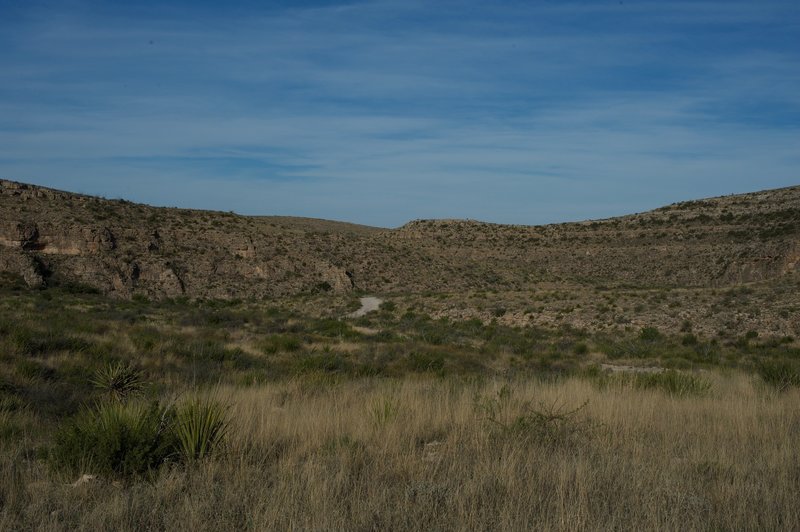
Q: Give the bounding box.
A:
[1,179,798,300]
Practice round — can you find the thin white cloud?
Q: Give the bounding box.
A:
[1,0,798,226]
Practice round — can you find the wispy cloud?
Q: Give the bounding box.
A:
[1,0,798,226]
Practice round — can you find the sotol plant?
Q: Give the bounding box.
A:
[52,366,230,478]
[174,397,230,462]
[90,362,144,402]
[51,401,176,479]
[51,398,231,477]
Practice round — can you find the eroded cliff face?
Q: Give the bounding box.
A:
[0,181,361,297]
[0,221,115,255]
[1,179,799,299]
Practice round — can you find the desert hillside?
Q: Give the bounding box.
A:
[2,180,800,530]
[1,179,798,300]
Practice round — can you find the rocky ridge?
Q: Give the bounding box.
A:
[1,179,798,299]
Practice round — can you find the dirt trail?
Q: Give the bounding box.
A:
[348,296,383,318]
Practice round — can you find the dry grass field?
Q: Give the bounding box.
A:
[2,374,799,530]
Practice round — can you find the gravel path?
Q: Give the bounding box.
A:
[348,296,383,318]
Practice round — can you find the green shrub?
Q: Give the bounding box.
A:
[172,339,251,367]
[491,400,594,448]
[379,301,397,312]
[633,370,711,397]
[51,401,177,479]
[587,369,711,397]
[51,396,230,477]
[11,328,90,355]
[757,360,800,391]
[15,359,56,381]
[309,319,359,339]
[295,351,351,374]
[639,327,662,343]
[60,281,101,295]
[260,334,302,355]
[406,351,445,373]
[128,326,162,352]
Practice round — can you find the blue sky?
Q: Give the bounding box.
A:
[1,0,798,227]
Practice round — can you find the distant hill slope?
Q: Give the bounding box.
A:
[1,179,798,299]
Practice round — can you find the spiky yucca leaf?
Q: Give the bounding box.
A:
[174,398,229,461]
[90,362,144,401]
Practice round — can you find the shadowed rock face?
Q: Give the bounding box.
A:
[1,179,799,299]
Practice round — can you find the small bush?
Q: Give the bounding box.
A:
[15,360,56,381]
[573,342,589,355]
[128,326,162,352]
[61,281,101,295]
[11,329,90,355]
[51,396,231,477]
[492,400,594,448]
[639,327,662,343]
[757,360,800,391]
[379,301,397,312]
[313,281,333,293]
[295,351,351,374]
[260,335,302,355]
[406,351,445,373]
[587,369,711,397]
[51,401,176,479]
[633,370,711,397]
[171,339,252,368]
[309,319,359,339]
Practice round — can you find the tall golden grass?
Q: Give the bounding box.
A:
[3,372,799,530]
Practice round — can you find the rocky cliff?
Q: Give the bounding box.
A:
[1,179,798,298]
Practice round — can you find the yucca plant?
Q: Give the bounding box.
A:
[90,362,144,402]
[51,400,176,478]
[174,398,229,461]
